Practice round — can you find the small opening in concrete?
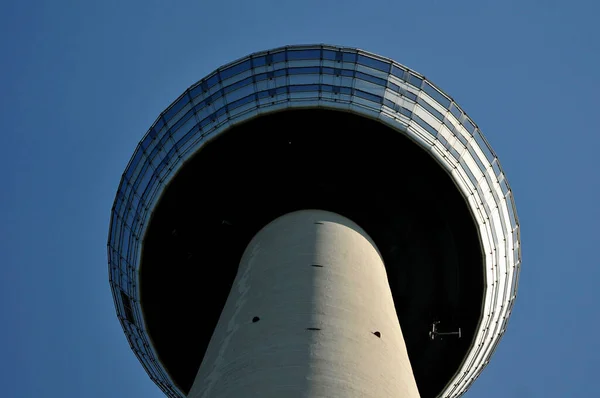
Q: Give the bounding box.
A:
[306,327,321,331]
[314,222,324,224]
[373,331,381,338]
[252,316,260,323]
[311,264,324,268]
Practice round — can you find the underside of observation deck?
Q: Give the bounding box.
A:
[139,109,484,398]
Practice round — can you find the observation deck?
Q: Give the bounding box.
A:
[108,44,521,398]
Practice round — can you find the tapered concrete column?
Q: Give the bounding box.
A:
[189,210,420,398]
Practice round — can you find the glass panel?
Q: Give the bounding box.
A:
[321,75,335,85]
[287,49,321,60]
[215,106,227,119]
[399,106,412,117]
[193,99,208,114]
[126,148,144,179]
[154,154,169,178]
[408,74,423,88]
[289,84,320,92]
[489,174,502,210]
[500,177,510,196]
[482,199,493,226]
[229,94,255,110]
[474,129,495,162]
[164,142,179,166]
[220,59,252,80]
[190,83,205,99]
[404,90,418,101]
[450,103,462,120]
[110,212,120,244]
[455,132,468,148]
[148,134,168,162]
[226,83,255,103]
[290,66,320,74]
[449,146,460,160]
[443,117,456,133]
[460,158,478,186]
[391,65,405,80]
[207,89,224,104]
[254,72,268,83]
[388,81,400,92]
[383,98,395,109]
[213,96,225,109]
[423,81,451,108]
[171,113,197,143]
[118,180,130,202]
[507,198,517,228]
[467,143,486,172]
[342,52,357,62]
[357,54,390,72]
[206,73,220,89]
[273,69,286,77]
[274,76,286,87]
[355,71,386,86]
[413,114,437,137]
[199,115,212,129]
[437,132,448,148]
[169,109,194,133]
[272,51,286,63]
[140,174,158,202]
[354,89,383,104]
[133,163,152,191]
[339,77,353,89]
[323,50,337,61]
[289,74,319,85]
[463,117,476,134]
[513,225,520,247]
[174,125,200,150]
[120,290,135,325]
[418,98,444,121]
[164,93,190,120]
[153,117,165,133]
[446,119,468,147]
[355,80,385,97]
[492,159,502,177]
[252,55,266,68]
[140,132,155,151]
[109,262,120,283]
[223,76,253,94]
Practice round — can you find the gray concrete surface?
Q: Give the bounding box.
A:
[189,209,420,398]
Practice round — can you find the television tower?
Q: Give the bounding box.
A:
[108,44,521,398]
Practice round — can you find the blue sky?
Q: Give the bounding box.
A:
[1,0,598,397]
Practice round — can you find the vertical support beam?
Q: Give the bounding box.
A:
[189,210,420,398]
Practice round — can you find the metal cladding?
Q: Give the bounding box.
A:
[108,44,521,397]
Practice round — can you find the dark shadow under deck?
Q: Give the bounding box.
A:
[140,109,484,398]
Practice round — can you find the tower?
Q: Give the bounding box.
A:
[108,44,521,398]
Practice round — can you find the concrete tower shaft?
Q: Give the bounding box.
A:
[189,210,420,398]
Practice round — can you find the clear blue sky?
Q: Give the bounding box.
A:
[1,0,598,397]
